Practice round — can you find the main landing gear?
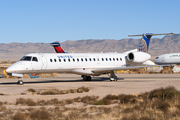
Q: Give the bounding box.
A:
[17,77,24,85]
[82,75,92,81]
[109,71,118,81]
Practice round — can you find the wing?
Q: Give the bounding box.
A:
[92,65,165,73]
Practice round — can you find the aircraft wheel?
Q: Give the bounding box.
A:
[19,80,24,85]
[87,76,91,81]
[83,75,87,81]
[110,77,117,81]
[110,77,115,81]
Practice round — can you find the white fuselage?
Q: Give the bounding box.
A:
[6,53,127,76]
[154,53,180,65]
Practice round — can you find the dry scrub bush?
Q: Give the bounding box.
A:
[27,88,36,93]
[12,112,26,120]
[152,99,170,112]
[8,86,180,120]
[160,66,173,74]
[0,106,6,112]
[80,96,99,104]
[118,94,137,104]
[16,98,36,106]
[39,86,89,95]
[77,86,89,93]
[149,86,180,101]
[30,109,50,120]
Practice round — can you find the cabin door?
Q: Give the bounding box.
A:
[40,54,47,69]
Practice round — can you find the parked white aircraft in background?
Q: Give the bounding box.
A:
[6,33,174,85]
[154,53,180,65]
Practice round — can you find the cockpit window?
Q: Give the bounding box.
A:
[32,57,38,62]
[156,57,159,59]
[20,56,32,61]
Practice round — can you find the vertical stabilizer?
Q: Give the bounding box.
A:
[128,32,174,53]
[50,42,65,53]
[138,33,152,52]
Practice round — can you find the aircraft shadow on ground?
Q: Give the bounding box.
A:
[0,77,124,85]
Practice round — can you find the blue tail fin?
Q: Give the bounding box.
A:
[50,42,65,53]
[128,33,174,53]
[138,33,152,52]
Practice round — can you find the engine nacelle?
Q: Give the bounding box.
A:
[127,52,151,63]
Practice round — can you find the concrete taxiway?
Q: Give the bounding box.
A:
[0,74,180,103]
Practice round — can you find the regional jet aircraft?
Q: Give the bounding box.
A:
[6,33,174,85]
[154,53,180,65]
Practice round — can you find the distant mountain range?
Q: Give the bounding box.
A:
[0,34,180,60]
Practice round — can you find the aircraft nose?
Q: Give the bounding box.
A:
[6,63,19,73]
[154,59,157,64]
[6,67,13,73]
[154,58,159,64]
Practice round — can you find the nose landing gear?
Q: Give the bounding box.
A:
[17,77,24,85]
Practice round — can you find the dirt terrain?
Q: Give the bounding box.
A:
[0,74,179,104]
[0,74,179,119]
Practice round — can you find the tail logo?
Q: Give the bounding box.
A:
[51,42,65,53]
[138,35,149,52]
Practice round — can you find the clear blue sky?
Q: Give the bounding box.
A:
[0,0,179,43]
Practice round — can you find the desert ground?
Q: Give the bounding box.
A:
[0,73,180,119]
[0,73,179,104]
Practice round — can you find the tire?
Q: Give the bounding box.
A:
[19,80,23,85]
[87,76,91,81]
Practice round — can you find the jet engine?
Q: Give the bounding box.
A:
[127,52,151,63]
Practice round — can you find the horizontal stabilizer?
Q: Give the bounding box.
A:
[128,32,175,37]
[128,32,175,53]
[51,42,61,47]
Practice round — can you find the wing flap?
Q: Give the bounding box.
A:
[91,65,164,73]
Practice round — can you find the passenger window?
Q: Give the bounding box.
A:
[120,58,122,61]
[77,58,79,62]
[64,59,66,62]
[81,58,83,62]
[109,58,111,61]
[50,59,52,62]
[116,58,119,61]
[85,58,87,61]
[113,58,115,61]
[102,58,104,61]
[59,59,61,62]
[93,58,96,61]
[97,58,99,61]
[106,58,108,61]
[54,59,56,62]
[73,58,75,62]
[32,57,38,62]
[89,58,92,61]
[68,59,70,62]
